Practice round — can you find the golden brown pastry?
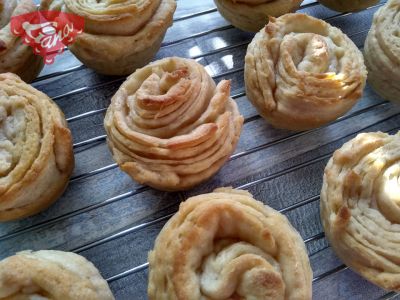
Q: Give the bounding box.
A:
[318,0,379,12]
[41,0,176,75]
[364,0,400,104]
[0,73,74,221]
[245,13,367,131]
[214,0,303,32]
[104,57,243,191]
[321,131,400,291]
[0,0,43,82]
[0,250,115,299]
[148,187,313,299]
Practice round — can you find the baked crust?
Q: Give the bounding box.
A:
[0,250,114,299]
[104,57,244,191]
[213,0,303,32]
[244,13,367,131]
[364,0,400,103]
[0,73,74,221]
[0,0,43,82]
[320,131,400,291]
[318,0,379,12]
[41,0,176,75]
[148,187,312,299]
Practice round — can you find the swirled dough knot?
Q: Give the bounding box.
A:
[364,0,400,104]
[200,241,286,299]
[41,0,176,75]
[321,131,400,291]
[245,13,367,131]
[0,250,114,300]
[104,57,244,191]
[0,73,74,221]
[0,0,43,82]
[148,187,312,299]
[213,0,303,32]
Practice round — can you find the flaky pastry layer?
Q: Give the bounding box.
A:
[245,13,367,131]
[364,0,400,104]
[0,0,43,82]
[41,0,176,75]
[0,73,74,221]
[0,250,114,299]
[213,0,303,32]
[104,57,243,191]
[321,131,400,291]
[148,187,312,300]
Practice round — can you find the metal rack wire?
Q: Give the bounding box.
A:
[2,0,399,299]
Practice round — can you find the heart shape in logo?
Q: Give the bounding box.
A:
[11,11,84,64]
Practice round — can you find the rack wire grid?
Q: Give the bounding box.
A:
[1,0,400,299]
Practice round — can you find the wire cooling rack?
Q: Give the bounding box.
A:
[1,0,400,299]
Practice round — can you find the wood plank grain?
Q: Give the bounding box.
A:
[0,0,395,299]
[0,190,183,259]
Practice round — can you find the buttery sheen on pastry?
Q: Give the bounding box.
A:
[321,131,400,291]
[0,73,74,221]
[0,250,115,299]
[364,0,400,104]
[41,0,176,75]
[245,13,367,131]
[214,0,303,32]
[148,188,313,299]
[0,0,43,82]
[318,0,379,12]
[104,57,243,191]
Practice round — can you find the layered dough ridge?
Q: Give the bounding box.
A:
[321,131,400,291]
[0,0,43,82]
[245,13,367,131]
[104,57,243,191]
[41,0,176,75]
[0,73,74,221]
[148,188,312,299]
[0,250,114,300]
[214,0,303,32]
[364,0,400,104]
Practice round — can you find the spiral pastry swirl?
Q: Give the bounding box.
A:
[245,13,367,131]
[0,0,43,82]
[41,0,176,75]
[321,131,400,291]
[104,57,243,191]
[318,0,379,12]
[0,73,74,221]
[148,188,312,299]
[214,0,303,32]
[0,250,114,300]
[364,0,400,104]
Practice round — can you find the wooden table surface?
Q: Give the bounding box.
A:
[1,0,399,299]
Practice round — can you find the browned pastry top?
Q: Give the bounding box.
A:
[245,13,367,130]
[0,73,74,221]
[148,188,312,299]
[364,0,400,103]
[321,131,400,291]
[0,0,43,82]
[0,250,115,299]
[104,57,243,191]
